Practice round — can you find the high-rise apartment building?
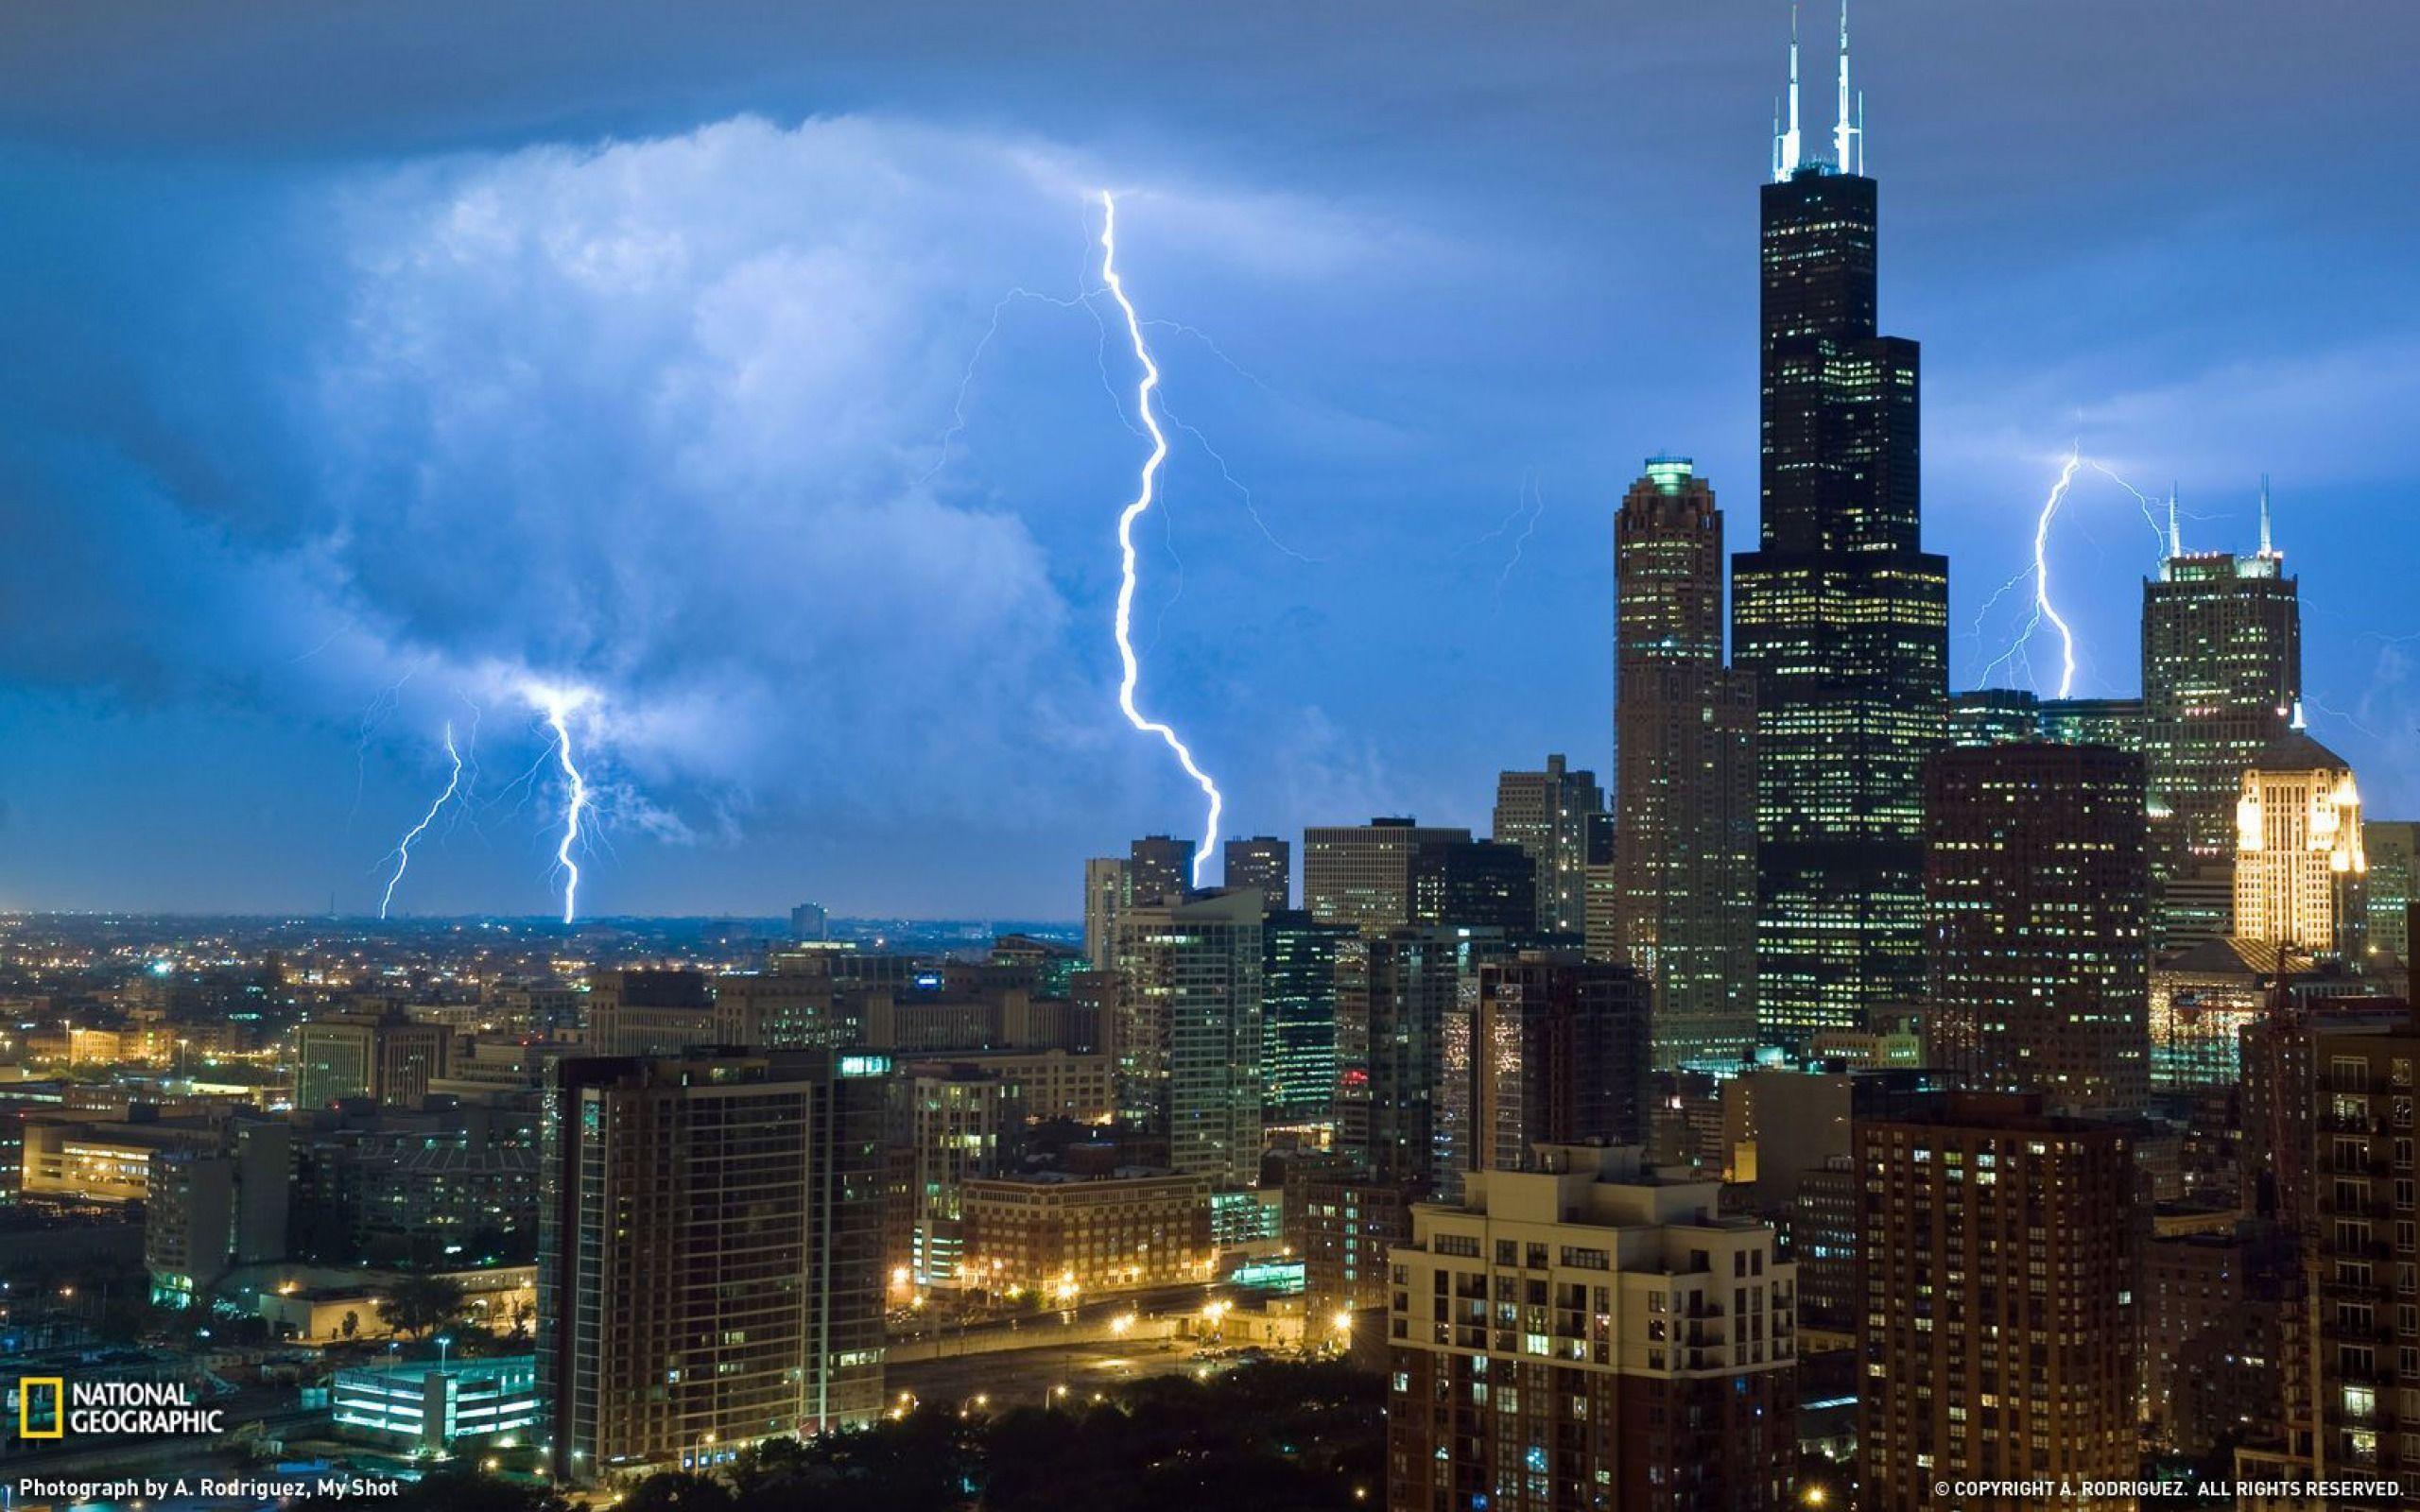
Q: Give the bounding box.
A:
[1612,457,1758,1069]
[537,1048,888,1481]
[1493,755,1604,936]
[2234,723,2368,962]
[1335,926,1469,1194]
[2141,496,2301,949]
[1224,835,1292,909]
[1083,856,1128,971]
[1856,1093,2140,1512]
[1305,817,1473,935]
[1470,952,1650,1172]
[1729,26,1947,1049]
[1111,889,1265,1186]
[1924,742,2152,1113]
[1385,1143,1798,1512]
[905,1062,1011,1287]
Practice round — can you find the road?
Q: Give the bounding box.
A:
[889,1335,1227,1415]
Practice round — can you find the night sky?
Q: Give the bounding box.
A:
[0,1,2412,918]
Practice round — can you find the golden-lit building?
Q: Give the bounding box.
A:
[959,1168,1211,1297]
[2233,722,2366,961]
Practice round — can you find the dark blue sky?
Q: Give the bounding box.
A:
[0,1,2412,918]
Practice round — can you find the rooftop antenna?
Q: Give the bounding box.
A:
[2258,472,2274,557]
[1857,89,1866,175]
[1833,0,1858,173]
[2167,484,2183,558]
[1774,3,1804,180]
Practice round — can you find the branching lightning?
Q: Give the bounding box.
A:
[529,686,594,924]
[377,724,463,919]
[1098,190,1223,888]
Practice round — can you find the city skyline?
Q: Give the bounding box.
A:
[0,1,2415,919]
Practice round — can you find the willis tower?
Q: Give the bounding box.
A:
[1732,4,1948,1049]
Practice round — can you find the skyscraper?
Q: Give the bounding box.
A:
[537,1048,888,1481]
[2365,818,2418,982]
[1304,817,1473,935]
[1730,18,1947,1049]
[1612,457,1758,1069]
[1492,754,1603,935]
[1082,855,1127,971]
[1470,950,1650,1171]
[1333,926,1466,1194]
[1223,834,1292,908]
[1856,1092,2140,1512]
[2141,489,2301,949]
[2232,721,2367,961]
[1409,838,1538,933]
[1263,909,1356,1125]
[1924,742,2152,1113]
[1111,889,1265,1186]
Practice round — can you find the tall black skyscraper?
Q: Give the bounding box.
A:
[1731,13,1947,1048]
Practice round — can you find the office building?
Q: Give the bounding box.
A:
[1224,835,1292,909]
[2367,819,2417,986]
[2233,722,2368,962]
[294,1009,451,1108]
[1385,1143,1798,1512]
[1856,1093,2139,1512]
[580,970,718,1057]
[790,902,828,941]
[1305,817,1473,935]
[1264,910,1356,1125]
[1612,458,1760,1070]
[1493,755,1604,936]
[536,1048,888,1481]
[1924,742,2151,1113]
[1129,833,1197,907]
[2142,489,2301,949]
[1111,889,1265,1186]
[2150,937,2315,1091]
[1729,26,1948,1051]
[1410,839,1538,934]
[1470,952,1650,1172]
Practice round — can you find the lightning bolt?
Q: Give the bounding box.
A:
[528,686,593,924]
[2028,448,2083,698]
[1098,189,1222,888]
[376,724,463,919]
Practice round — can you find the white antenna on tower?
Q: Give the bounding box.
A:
[1833,0,1858,173]
[2167,484,2183,558]
[1856,89,1866,175]
[2258,473,2274,557]
[1774,3,1804,180]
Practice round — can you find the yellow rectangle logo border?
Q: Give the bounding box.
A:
[19,1376,65,1437]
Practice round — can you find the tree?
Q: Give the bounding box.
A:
[341,1311,359,1340]
[375,1274,469,1339]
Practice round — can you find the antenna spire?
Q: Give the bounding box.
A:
[2257,472,2273,557]
[2167,484,2182,558]
[1833,0,1858,173]
[1774,4,1804,180]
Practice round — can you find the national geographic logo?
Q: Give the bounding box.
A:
[13,1378,222,1439]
